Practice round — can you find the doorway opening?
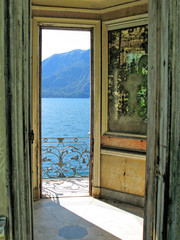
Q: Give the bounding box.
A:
[32,17,144,240]
[40,28,93,198]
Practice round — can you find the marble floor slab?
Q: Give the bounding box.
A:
[34,197,144,240]
[42,178,89,198]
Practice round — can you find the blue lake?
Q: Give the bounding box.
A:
[41,98,90,178]
[42,98,90,138]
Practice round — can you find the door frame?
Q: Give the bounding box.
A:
[4,1,179,239]
[32,17,101,200]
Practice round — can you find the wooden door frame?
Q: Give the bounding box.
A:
[2,1,180,239]
[144,0,180,239]
[32,17,101,200]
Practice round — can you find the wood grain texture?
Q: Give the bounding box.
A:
[144,0,180,240]
[32,18,41,201]
[155,0,170,238]
[167,1,180,239]
[144,0,161,239]
[0,1,33,239]
[8,0,33,239]
[89,31,94,196]
[0,0,8,218]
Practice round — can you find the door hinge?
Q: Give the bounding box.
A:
[29,130,34,144]
[91,137,94,153]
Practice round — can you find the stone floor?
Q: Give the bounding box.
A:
[34,196,144,240]
[42,178,89,198]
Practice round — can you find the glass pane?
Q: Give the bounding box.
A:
[108,25,148,135]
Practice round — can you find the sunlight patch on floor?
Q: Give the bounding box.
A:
[34,197,143,240]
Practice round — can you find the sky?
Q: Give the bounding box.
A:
[41,29,91,61]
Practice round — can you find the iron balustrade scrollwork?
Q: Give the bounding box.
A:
[41,137,90,178]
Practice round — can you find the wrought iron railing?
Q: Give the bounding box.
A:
[41,137,90,178]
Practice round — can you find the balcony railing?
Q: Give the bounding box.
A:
[41,137,90,178]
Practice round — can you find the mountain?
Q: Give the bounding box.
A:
[41,49,90,98]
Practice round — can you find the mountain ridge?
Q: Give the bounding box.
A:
[42,49,90,98]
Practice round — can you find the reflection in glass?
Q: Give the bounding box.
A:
[108,25,148,135]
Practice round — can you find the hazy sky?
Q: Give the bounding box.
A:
[41,29,91,61]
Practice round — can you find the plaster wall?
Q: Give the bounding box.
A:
[101,152,146,197]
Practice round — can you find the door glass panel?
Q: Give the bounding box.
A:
[108,25,148,135]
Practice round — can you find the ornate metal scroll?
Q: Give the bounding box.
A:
[41,137,90,178]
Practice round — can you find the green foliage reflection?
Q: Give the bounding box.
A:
[108,25,148,133]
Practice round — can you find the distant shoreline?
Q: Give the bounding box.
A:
[41,96,90,98]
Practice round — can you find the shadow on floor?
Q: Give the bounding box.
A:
[34,197,143,240]
[99,198,144,218]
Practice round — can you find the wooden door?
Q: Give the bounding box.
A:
[144,0,180,239]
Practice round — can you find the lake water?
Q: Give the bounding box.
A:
[41,98,90,178]
[42,98,90,137]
